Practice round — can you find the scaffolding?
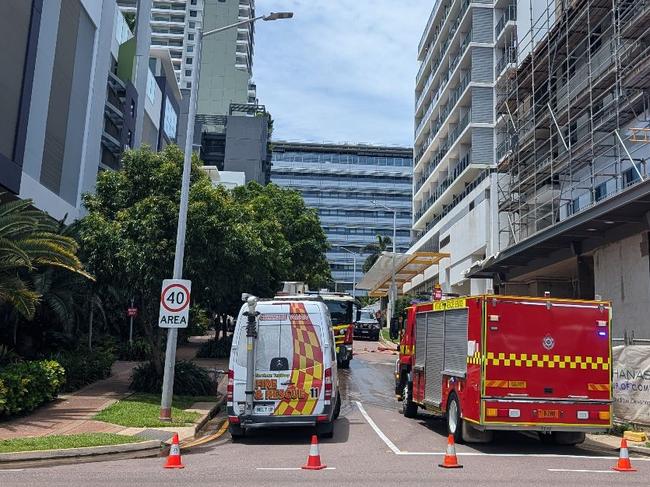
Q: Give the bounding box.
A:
[496,0,650,247]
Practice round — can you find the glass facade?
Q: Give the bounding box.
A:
[271,142,413,295]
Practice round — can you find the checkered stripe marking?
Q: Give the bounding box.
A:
[480,352,609,370]
[467,351,482,365]
[274,303,323,416]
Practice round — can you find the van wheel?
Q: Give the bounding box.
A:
[339,359,350,369]
[229,424,244,441]
[402,382,417,418]
[333,394,341,420]
[317,421,334,439]
[446,393,463,443]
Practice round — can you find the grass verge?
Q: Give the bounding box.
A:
[94,393,216,428]
[380,328,398,344]
[0,433,141,453]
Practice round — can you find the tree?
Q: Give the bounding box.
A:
[362,235,392,273]
[231,183,332,290]
[76,146,330,370]
[0,198,89,320]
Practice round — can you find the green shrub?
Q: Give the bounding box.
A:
[0,360,65,418]
[196,336,232,359]
[0,345,21,366]
[52,347,115,392]
[117,339,152,361]
[130,360,214,396]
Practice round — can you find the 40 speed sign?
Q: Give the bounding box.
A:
[158,279,192,328]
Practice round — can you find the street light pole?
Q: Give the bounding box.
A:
[159,11,294,421]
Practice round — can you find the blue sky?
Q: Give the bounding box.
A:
[253,1,433,147]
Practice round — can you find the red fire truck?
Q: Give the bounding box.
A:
[395,295,612,444]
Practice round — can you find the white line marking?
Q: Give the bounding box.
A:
[548,469,617,473]
[256,467,336,471]
[354,400,650,461]
[354,400,401,454]
[0,469,24,472]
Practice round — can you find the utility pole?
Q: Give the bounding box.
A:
[159,12,294,421]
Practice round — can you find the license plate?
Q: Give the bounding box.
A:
[254,405,274,415]
[538,409,559,419]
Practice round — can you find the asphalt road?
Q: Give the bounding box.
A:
[3,340,649,486]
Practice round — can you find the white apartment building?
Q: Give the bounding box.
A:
[405,0,503,297]
[117,0,203,90]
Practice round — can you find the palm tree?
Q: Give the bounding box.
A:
[0,197,90,320]
[362,235,392,273]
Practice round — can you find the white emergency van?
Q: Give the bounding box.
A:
[227,298,341,438]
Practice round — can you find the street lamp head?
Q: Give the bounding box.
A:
[264,12,294,21]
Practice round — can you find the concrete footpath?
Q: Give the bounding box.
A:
[0,336,228,443]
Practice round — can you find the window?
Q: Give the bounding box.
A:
[189,10,197,17]
[189,21,195,29]
[185,70,191,77]
[186,57,193,64]
[186,81,192,88]
[187,45,193,52]
[191,0,197,4]
[594,181,608,202]
[188,33,194,41]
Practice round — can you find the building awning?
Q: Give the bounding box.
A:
[467,179,650,280]
[357,251,450,297]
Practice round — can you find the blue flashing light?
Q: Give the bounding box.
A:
[598,331,607,337]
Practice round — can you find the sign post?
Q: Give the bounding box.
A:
[127,299,138,343]
[159,279,191,421]
[433,284,442,301]
[158,280,191,328]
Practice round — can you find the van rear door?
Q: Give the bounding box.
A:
[250,302,326,417]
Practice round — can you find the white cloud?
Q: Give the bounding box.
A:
[253,0,433,146]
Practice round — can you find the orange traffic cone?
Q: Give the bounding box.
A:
[302,434,327,470]
[612,438,637,472]
[439,434,463,469]
[164,433,185,469]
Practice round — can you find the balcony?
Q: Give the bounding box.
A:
[415,108,472,194]
[416,3,472,112]
[415,169,492,232]
[495,3,516,39]
[415,32,473,142]
[495,46,517,78]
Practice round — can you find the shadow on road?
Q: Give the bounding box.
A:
[232,417,351,446]
[414,412,609,457]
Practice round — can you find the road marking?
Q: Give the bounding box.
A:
[548,469,617,473]
[256,467,336,471]
[0,469,24,472]
[354,400,650,461]
[354,400,400,454]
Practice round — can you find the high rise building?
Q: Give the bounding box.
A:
[117,0,203,90]
[405,0,501,297]
[0,0,116,222]
[198,0,257,116]
[270,142,413,294]
[472,0,650,340]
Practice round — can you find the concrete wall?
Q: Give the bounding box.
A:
[223,115,268,184]
[594,232,650,340]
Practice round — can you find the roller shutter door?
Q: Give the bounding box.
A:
[424,311,445,405]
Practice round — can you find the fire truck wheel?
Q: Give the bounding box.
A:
[446,393,463,443]
[550,432,586,445]
[402,383,417,418]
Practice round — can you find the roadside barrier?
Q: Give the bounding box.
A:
[164,433,185,469]
[438,434,463,469]
[302,434,327,470]
[612,438,637,472]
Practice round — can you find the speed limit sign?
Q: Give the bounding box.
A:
[158,279,192,328]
